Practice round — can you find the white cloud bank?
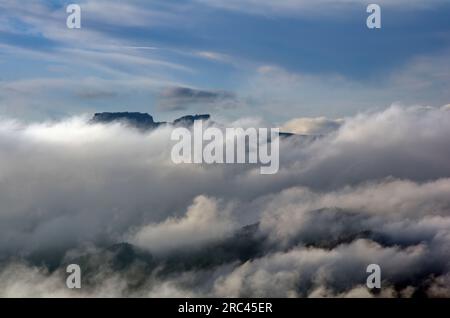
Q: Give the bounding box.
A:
[129,196,235,255]
[0,105,450,297]
[281,117,343,135]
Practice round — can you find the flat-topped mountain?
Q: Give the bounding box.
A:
[91,112,210,130]
[91,112,164,130]
[173,114,211,126]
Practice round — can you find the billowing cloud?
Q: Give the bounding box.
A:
[129,196,235,255]
[281,117,343,135]
[0,105,450,297]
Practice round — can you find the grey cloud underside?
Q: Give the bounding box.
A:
[1,105,450,297]
[157,86,237,111]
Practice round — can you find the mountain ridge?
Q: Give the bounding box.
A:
[89,112,319,140]
[90,112,211,130]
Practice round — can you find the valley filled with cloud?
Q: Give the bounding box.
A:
[1,105,450,297]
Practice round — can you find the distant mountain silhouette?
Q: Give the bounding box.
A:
[90,112,210,130]
[173,114,211,126]
[90,112,320,141]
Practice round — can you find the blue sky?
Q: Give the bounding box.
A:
[1,0,450,123]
